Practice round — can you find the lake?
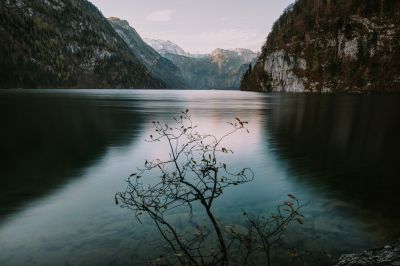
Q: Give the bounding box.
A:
[0,89,399,265]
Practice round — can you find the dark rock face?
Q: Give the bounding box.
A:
[336,240,400,266]
[108,18,186,89]
[241,0,400,93]
[0,0,165,89]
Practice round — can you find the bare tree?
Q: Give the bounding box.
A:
[116,110,254,265]
[116,110,307,265]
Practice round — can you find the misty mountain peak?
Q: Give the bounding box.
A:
[144,38,191,57]
[209,48,257,63]
[108,18,187,88]
[145,38,257,89]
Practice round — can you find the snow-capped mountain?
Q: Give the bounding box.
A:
[144,38,192,57]
[109,18,186,88]
[144,39,257,89]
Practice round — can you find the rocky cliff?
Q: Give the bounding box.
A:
[0,0,165,89]
[109,18,186,89]
[241,0,400,93]
[146,39,257,89]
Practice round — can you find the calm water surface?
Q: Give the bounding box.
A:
[0,89,399,265]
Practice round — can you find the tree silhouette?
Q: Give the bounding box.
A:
[116,110,306,265]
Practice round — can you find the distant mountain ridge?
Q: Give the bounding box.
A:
[145,38,257,89]
[0,0,260,90]
[109,18,186,88]
[144,38,193,57]
[0,0,165,89]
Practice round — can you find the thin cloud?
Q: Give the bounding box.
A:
[173,28,265,53]
[145,9,174,22]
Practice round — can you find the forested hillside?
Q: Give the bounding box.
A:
[241,0,400,92]
[0,0,165,89]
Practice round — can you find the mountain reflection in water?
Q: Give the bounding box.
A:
[0,91,143,219]
[0,90,399,266]
[265,94,400,239]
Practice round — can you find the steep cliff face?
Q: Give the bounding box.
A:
[0,0,165,89]
[241,0,400,92]
[109,18,186,89]
[146,39,257,89]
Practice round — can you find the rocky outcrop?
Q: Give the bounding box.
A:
[109,18,186,89]
[0,0,165,89]
[241,0,400,93]
[145,39,257,89]
[262,50,307,92]
[336,240,400,266]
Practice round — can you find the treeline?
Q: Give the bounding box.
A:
[0,0,165,89]
[241,0,400,92]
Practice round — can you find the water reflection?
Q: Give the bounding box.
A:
[0,90,398,265]
[0,90,268,266]
[0,91,144,219]
[265,94,400,241]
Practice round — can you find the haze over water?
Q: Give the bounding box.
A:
[0,89,399,265]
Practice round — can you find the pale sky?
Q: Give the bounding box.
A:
[89,0,295,54]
